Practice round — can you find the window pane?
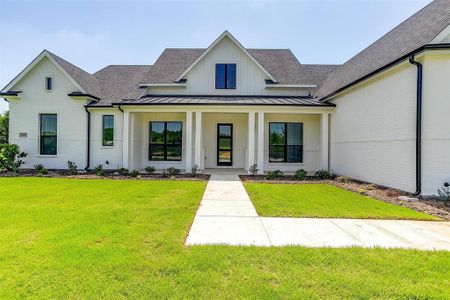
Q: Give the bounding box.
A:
[167,145,182,161]
[287,145,303,163]
[269,145,285,162]
[218,151,231,163]
[41,136,57,155]
[149,144,165,161]
[46,77,52,90]
[166,122,182,144]
[219,138,231,149]
[269,123,285,145]
[226,64,236,89]
[150,122,164,144]
[41,114,57,136]
[218,125,231,137]
[103,115,114,146]
[215,64,226,89]
[287,123,303,145]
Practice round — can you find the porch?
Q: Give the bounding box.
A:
[121,106,332,174]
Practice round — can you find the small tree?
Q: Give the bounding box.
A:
[0,143,27,173]
[0,111,8,144]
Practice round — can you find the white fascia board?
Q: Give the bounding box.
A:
[265,84,317,88]
[139,83,187,87]
[175,30,277,82]
[3,50,87,94]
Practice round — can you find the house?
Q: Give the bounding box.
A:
[1,0,449,195]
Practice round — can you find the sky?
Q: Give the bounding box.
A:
[0,0,432,112]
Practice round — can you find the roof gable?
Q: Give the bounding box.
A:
[318,0,450,100]
[174,31,277,83]
[2,50,94,94]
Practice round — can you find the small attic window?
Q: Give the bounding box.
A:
[45,77,53,91]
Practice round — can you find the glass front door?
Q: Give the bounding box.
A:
[217,124,233,166]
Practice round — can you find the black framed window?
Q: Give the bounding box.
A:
[269,122,303,163]
[40,114,57,155]
[149,121,182,161]
[102,115,114,146]
[215,64,236,89]
[45,77,52,91]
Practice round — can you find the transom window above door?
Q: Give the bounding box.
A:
[269,122,303,163]
[215,64,236,89]
[149,122,182,161]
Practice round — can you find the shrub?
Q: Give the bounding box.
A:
[67,161,78,175]
[118,168,129,176]
[0,143,27,173]
[130,170,139,177]
[34,164,48,175]
[166,167,180,176]
[191,164,200,175]
[315,169,332,179]
[249,164,258,176]
[293,169,307,180]
[336,175,351,183]
[358,188,367,195]
[94,164,104,176]
[266,170,283,180]
[145,166,156,174]
[437,182,450,206]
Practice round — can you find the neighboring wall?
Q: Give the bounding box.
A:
[329,50,450,195]
[421,51,450,195]
[9,57,88,169]
[330,61,417,193]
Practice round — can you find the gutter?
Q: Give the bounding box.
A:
[408,55,422,196]
[84,107,91,170]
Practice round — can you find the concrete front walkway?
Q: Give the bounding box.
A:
[185,175,450,250]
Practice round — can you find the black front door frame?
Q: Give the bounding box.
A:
[217,123,233,166]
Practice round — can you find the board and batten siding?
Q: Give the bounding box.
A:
[8,57,88,169]
[146,36,310,97]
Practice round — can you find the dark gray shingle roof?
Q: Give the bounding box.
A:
[115,95,334,106]
[317,0,450,99]
[140,48,337,86]
[92,65,151,105]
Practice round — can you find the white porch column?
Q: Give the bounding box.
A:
[257,112,265,174]
[247,112,256,172]
[194,111,203,170]
[185,111,193,172]
[320,112,330,170]
[122,110,130,169]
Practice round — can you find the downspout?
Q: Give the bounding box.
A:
[408,55,422,196]
[117,105,124,113]
[84,107,91,170]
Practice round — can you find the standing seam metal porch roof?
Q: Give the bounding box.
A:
[112,95,335,106]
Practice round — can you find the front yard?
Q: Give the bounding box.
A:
[0,177,449,298]
[244,183,437,220]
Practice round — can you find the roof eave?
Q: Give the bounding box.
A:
[320,43,450,102]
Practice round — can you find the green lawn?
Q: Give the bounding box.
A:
[0,178,449,299]
[244,183,437,220]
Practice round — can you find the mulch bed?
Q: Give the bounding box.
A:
[240,175,450,221]
[0,170,210,181]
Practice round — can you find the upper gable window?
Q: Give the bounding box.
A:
[45,77,53,91]
[215,64,236,89]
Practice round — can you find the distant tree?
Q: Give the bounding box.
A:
[0,111,8,144]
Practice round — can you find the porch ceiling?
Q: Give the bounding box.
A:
[113,95,335,107]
